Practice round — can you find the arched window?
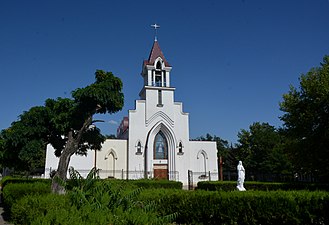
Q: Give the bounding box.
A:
[105,149,117,178]
[156,61,162,70]
[154,131,168,159]
[136,141,142,155]
[197,150,208,175]
[154,61,162,87]
[178,142,183,155]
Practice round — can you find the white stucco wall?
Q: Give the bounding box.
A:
[128,99,148,179]
[96,139,127,179]
[44,144,94,178]
[188,141,218,172]
[44,139,128,179]
[188,141,218,185]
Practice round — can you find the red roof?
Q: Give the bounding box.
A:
[144,41,170,67]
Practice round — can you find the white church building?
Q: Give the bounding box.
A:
[45,39,218,186]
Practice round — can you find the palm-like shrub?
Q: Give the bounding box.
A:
[9,167,177,224]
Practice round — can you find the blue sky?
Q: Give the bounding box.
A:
[1,0,329,144]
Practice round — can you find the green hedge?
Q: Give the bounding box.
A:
[5,178,329,224]
[7,186,329,224]
[11,194,166,225]
[65,178,182,191]
[197,181,329,191]
[1,177,181,191]
[0,177,51,190]
[83,179,182,190]
[128,179,182,189]
[2,182,51,209]
[11,194,69,225]
[139,189,329,225]
[10,183,175,225]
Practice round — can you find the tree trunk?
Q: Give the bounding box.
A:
[51,116,92,194]
[51,138,76,194]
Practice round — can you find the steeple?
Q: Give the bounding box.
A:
[140,40,173,99]
[144,40,170,67]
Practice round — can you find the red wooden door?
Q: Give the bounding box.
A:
[153,164,168,179]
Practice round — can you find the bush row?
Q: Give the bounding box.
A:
[0,176,51,190]
[3,178,329,224]
[11,193,159,225]
[1,177,182,191]
[197,181,329,191]
[10,181,176,225]
[1,181,51,209]
[64,178,182,191]
[113,179,183,189]
[139,189,329,225]
[1,177,181,224]
[10,187,329,225]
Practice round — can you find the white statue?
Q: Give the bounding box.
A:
[158,143,163,153]
[237,161,246,191]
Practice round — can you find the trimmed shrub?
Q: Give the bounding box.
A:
[0,177,51,190]
[94,179,182,191]
[139,189,329,225]
[8,180,329,225]
[129,179,183,189]
[10,181,177,225]
[2,181,51,209]
[12,193,169,225]
[11,193,69,225]
[197,181,329,191]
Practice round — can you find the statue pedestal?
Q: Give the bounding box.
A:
[237,184,246,191]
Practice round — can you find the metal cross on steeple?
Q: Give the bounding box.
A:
[151,23,160,41]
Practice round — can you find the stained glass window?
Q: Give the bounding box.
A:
[154,131,168,159]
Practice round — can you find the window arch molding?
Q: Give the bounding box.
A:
[154,57,163,69]
[105,149,118,160]
[144,121,177,179]
[197,150,208,159]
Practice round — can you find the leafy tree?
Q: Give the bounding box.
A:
[0,135,4,171]
[280,55,329,182]
[0,70,124,193]
[193,133,229,157]
[0,106,50,174]
[236,122,292,181]
[105,134,117,139]
[192,134,235,176]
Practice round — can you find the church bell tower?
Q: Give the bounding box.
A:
[139,40,173,100]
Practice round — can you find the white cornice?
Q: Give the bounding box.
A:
[139,86,176,97]
[144,86,175,91]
